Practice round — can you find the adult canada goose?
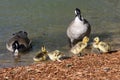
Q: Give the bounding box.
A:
[92,37,111,53]
[6,31,32,57]
[70,36,89,56]
[67,8,91,47]
[33,45,48,62]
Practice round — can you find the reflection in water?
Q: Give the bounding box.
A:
[0,0,120,68]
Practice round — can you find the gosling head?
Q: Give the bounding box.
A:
[82,36,89,43]
[54,50,60,55]
[93,37,100,44]
[41,45,48,53]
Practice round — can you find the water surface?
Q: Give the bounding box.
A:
[0,0,120,68]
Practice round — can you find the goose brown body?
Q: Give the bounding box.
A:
[6,31,31,56]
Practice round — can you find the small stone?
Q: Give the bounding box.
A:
[103,67,110,72]
[66,64,72,68]
[4,76,9,80]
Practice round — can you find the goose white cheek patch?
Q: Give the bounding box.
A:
[14,49,19,56]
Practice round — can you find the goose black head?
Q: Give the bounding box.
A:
[75,8,83,20]
[75,8,81,16]
[12,41,19,57]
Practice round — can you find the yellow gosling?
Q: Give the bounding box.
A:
[70,36,89,55]
[47,50,64,62]
[33,46,48,62]
[92,37,111,53]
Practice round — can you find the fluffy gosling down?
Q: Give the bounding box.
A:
[92,37,111,53]
[33,46,48,62]
[47,50,65,62]
[70,36,89,56]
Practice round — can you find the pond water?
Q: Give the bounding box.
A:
[0,0,120,68]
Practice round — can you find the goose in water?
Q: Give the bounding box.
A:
[6,31,32,57]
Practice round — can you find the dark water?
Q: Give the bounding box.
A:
[0,0,120,68]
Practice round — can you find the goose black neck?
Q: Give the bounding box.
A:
[76,14,82,21]
[12,41,19,52]
[75,8,82,21]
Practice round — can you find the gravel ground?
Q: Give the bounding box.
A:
[0,50,120,80]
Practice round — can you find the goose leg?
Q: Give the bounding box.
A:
[68,38,73,48]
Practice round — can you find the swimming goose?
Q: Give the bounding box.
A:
[70,36,89,56]
[92,37,111,53]
[33,45,48,61]
[6,31,32,57]
[67,8,91,47]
